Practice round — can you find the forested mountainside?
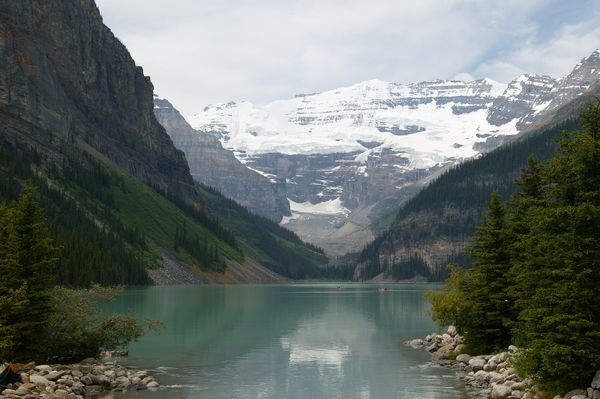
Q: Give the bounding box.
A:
[0,0,327,286]
[195,185,326,279]
[353,81,600,281]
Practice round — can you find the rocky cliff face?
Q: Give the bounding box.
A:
[0,0,329,283]
[0,0,193,197]
[153,97,290,221]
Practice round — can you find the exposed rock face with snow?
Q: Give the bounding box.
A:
[487,74,557,127]
[153,97,290,221]
[488,50,600,130]
[542,50,600,116]
[181,50,600,255]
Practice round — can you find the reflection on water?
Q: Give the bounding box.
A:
[104,284,466,399]
[282,338,350,367]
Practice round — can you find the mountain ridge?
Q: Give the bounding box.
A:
[172,49,600,255]
[353,78,600,281]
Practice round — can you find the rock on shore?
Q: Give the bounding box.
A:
[406,326,600,399]
[0,358,159,399]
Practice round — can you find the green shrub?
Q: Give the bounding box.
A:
[44,284,160,363]
[425,265,467,328]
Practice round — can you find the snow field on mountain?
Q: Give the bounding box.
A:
[188,79,522,171]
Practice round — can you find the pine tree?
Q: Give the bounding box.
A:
[460,192,514,354]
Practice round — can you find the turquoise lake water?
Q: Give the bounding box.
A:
[102,284,466,399]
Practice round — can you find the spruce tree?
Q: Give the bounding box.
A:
[461,192,513,354]
[428,101,600,394]
[0,183,59,361]
[513,100,600,393]
[0,285,28,357]
[0,203,25,357]
[506,156,545,344]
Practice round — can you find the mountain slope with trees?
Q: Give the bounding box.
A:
[0,0,327,286]
[354,82,600,281]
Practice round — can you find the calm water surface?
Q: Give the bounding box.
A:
[103,284,466,399]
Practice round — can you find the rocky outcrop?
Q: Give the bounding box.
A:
[0,0,194,198]
[409,327,600,399]
[488,50,600,131]
[355,238,470,280]
[0,358,159,398]
[147,247,287,284]
[153,97,290,221]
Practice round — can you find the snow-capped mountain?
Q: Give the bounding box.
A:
[190,78,510,165]
[179,50,600,255]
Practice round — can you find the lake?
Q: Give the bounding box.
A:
[103,284,466,399]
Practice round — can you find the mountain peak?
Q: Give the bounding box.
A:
[201,101,239,113]
[538,49,600,115]
[358,78,391,88]
[586,48,600,59]
[335,78,392,95]
[481,77,507,96]
[574,48,600,68]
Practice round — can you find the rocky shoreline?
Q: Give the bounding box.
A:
[406,326,600,399]
[0,357,159,399]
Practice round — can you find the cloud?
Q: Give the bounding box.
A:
[95,0,599,115]
[472,13,600,82]
[452,72,476,82]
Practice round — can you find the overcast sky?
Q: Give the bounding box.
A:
[95,0,600,115]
